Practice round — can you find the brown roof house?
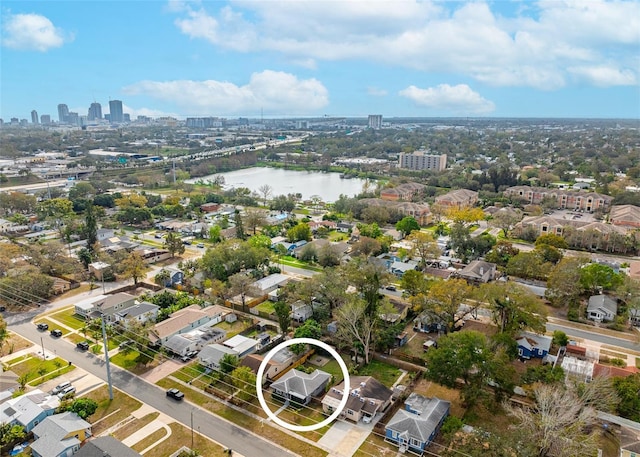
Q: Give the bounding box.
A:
[322,376,393,423]
[435,189,478,209]
[240,348,296,385]
[454,260,496,284]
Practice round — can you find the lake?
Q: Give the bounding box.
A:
[189,167,368,202]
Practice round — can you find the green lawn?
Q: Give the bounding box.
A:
[110,350,141,370]
[49,307,86,330]
[9,356,76,386]
[254,300,276,315]
[356,360,402,388]
[215,319,252,338]
[328,231,348,241]
[306,356,350,385]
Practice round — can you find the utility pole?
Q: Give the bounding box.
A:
[191,409,194,449]
[40,337,46,360]
[101,315,114,400]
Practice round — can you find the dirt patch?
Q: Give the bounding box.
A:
[308,355,330,367]
[413,379,466,418]
[1,332,33,356]
[460,319,498,336]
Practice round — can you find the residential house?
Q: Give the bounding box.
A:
[609,205,640,228]
[88,262,111,281]
[308,220,337,232]
[30,412,92,457]
[380,300,409,324]
[385,393,450,455]
[587,295,618,322]
[337,222,355,233]
[74,436,142,457]
[0,389,60,432]
[413,312,445,334]
[83,292,138,323]
[240,349,296,385]
[114,302,159,326]
[161,267,184,287]
[455,260,497,284]
[516,332,552,359]
[223,335,259,358]
[198,344,238,370]
[148,304,227,345]
[0,218,15,232]
[360,199,432,225]
[0,370,19,393]
[291,300,314,323]
[136,248,172,264]
[292,239,349,260]
[435,189,478,209]
[200,203,221,213]
[389,260,419,277]
[322,376,393,423]
[163,327,226,357]
[251,273,290,296]
[630,308,640,327]
[271,369,331,406]
[74,294,108,319]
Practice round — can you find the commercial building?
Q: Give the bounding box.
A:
[88,102,102,120]
[368,114,382,130]
[31,110,39,124]
[57,104,69,123]
[40,114,51,124]
[109,100,124,123]
[398,151,447,171]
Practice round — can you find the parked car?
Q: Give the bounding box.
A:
[52,381,71,395]
[50,329,63,337]
[166,388,184,400]
[180,351,198,362]
[76,341,90,351]
[57,385,76,399]
[0,306,5,312]
[423,339,437,351]
[119,340,135,350]
[197,243,205,248]
[385,285,397,291]
[154,233,164,239]
[37,323,49,331]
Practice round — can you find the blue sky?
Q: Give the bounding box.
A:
[2,0,639,120]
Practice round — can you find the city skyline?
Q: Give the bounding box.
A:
[1,1,639,120]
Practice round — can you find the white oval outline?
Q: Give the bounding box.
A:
[256,337,350,432]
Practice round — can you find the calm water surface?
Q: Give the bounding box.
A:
[190,167,368,202]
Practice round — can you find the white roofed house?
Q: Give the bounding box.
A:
[270,369,331,406]
[30,412,91,457]
[197,344,238,370]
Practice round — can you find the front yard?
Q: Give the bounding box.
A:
[7,355,75,387]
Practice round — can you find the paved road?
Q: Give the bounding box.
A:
[546,322,640,352]
[9,321,296,457]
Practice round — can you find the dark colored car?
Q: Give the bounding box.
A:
[37,323,49,331]
[76,341,90,351]
[166,388,184,400]
[180,351,198,362]
[50,329,63,337]
[385,285,397,291]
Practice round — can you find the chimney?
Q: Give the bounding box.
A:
[479,267,484,276]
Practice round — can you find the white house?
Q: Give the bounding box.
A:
[587,295,617,322]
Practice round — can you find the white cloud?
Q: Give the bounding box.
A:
[399,84,495,115]
[122,70,329,115]
[367,87,388,97]
[568,65,637,86]
[122,105,179,119]
[2,12,70,51]
[169,0,640,89]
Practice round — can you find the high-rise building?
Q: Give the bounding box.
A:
[368,114,383,130]
[57,104,69,123]
[67,112,79,126]
[398,151,447,172]
[109,100,124,123]
[40,115,51,124]
[88,102,102,121]
[31,110,39,124]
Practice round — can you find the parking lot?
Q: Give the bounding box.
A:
[548,208,598,222]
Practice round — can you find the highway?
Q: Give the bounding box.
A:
[8,320,297,457]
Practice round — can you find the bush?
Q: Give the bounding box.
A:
[552,330,569,347]
[441,416,464,437]
[567,306,580,322]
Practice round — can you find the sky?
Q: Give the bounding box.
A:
[1,0,639,121]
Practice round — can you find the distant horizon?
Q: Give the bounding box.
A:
[2,1,639,120]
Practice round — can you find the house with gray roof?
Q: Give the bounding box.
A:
[385,393,450,455]
[0,389,59,432]
[270,369,331,406]
[75,436,141,457]
[455,260,496,284]
[114,301,159,326]
[322,376,393,423]
[197,344,238,370]
[587,294,618,322]
[30,411,91,457]
[516,332,552,359]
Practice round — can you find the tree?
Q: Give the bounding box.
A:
[490,210,522,237]
[84,203,98,252]
[121,251,146,285]
[579,263,624,294]
[407,231,441,269]
[66,398,98,419]
[77,247,93,269]
[546,256,589,307]
[258,184,273,206]
[228,272,259,310]
[613,374,640,421]
[418,278,473,333]
[535,233,568,249]
[248,234,271,250]
[286,223,311,242]
[446,205,484,225]
[425,331,509,407]
[552,330,569,347]
[231,366,257,402]
[477,282,547,336]
[505,378,617,457]
[234,209,246,240]
[395,216,420,237]
[244,209,267,235]
[506,251,549,281]
[0,315,8,355]
[291,319,323,354]
[484,240,520,267]
[343,258,389,317]
[350,237,382,257]
[335,297,377,364]
[317,244,341,267]
[154,269,170,287]
[219,353,239,375]
[274,301,291,334]
[0,423,25,448]
[164,232,186,258]
[401,270,431,298]
[209,225,222,243]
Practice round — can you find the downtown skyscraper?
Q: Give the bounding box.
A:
[109,100,124,123]
[88,102,102,121]
[57,104,69,123]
